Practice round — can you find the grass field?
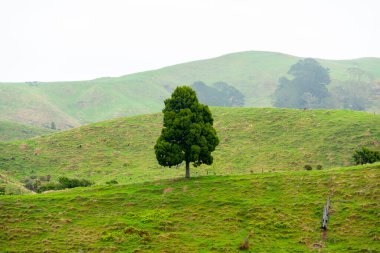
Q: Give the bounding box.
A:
[1,51,379,129]
[0,107,379,191]
[1,163,379,252]
[0,120,54,142]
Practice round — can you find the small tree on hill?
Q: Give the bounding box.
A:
[154,86,219,178]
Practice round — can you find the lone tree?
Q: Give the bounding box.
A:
[154,86,219,178]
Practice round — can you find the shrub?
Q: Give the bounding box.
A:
[353,147,380,165]
[36,183,63,193]
[24,176,93,193]
[106,179,118,185]
[58,177,93,189]
[0,186,5,195]
[24,181,34,191]
[24,180,41,192]
[316,165,323,170]
[304,165,312,171]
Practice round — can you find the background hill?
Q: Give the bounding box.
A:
[0,120,54,142]
[1,163,379,252]
[0,107,379,191]
[1,51,380,129]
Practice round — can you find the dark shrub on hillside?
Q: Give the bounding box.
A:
[24,179,41,192]
[304,165,312,171]
[58,177,93,188]
[36,183,63,193]
[24,176,93,193]
[106,179,118,185]
[316,165,323,170]
[353,147,380,165]
[0,186,5,195]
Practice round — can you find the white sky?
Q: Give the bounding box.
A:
[0,0,379,82]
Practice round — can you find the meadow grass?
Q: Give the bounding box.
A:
[0,163,379,252]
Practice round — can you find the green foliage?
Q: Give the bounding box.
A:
[0,186,5,195]
[106,179,118,185]
[36,183,63,193]
[304,165,312,170]
[316,165,323,170]
[214,82,245,106]
[58,177,93,189]
[23,176,93,193]
[274,58,331,109]
[191,81,244,107]
[329,67,378,111]
[155,86,219,178]
[353,147,380,165]
[23,178,41,192]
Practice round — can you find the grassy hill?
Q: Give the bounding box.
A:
[1,51,380,129]
[0,120,54,142]
[0,107,379,189]
[0,171,33,195]
[1,163,379,252]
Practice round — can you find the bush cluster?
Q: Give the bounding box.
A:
[23,176,93,193]
[304,165,323,171]
[58,177,93,188]
[353,147,380,165]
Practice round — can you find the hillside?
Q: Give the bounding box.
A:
[1,51,380,129]
[1,163,379,252]
[0,120,54,142]
[0,107,379,189]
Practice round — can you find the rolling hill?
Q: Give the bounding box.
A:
[1,163,379,252]
[1,51,380,129]
[0,120,54,142]
[0,107,379,191]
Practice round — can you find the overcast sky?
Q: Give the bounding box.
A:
[0,0,378,82]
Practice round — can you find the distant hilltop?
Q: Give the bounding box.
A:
[0,50,379,129]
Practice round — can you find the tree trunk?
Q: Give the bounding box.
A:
[185,161,190,179]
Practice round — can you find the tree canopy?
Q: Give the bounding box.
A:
[274,58,330,109]
[154,86,219,178]
[191,81,244,107]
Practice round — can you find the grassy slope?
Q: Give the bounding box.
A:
[1,51,380,129]
[0,172,32,195]
[0,120,54,142]
[1,163,379,252]
[0,108,379,186]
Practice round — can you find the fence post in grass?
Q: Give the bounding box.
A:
[321,197,330,230]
